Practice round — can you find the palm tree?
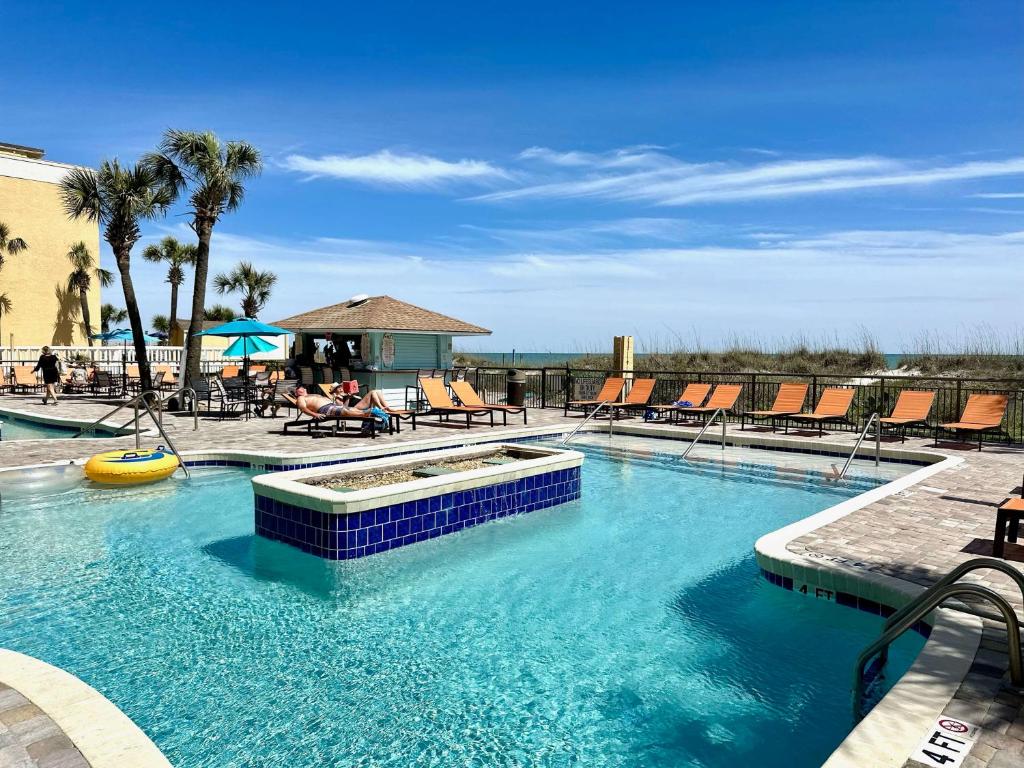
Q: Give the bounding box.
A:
[213,261,277,318]
[0,222,28,271]
[66,242,115,346]
[141,235,197,349]
[0,292,11,351]
[151,314,170,337]
[101,303,128,333]
[144,130,262,385]
[204,304,236,321]
[60,160,174,392]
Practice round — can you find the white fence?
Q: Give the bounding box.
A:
[0,345,228,366]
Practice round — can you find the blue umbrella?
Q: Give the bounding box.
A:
[91,328,160,343]
[194,318,291,338]
[223,335,275,357]
[194,318,291,418]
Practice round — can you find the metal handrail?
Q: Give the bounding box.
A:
[838,412,880,478]
[853,581,1024,720]
[137,397,190,479]
[680,408,727,459]
[119,387,198,433]
[74,397,142,438]
[561,401,613,444]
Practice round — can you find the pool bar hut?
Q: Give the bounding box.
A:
[274,295,491,407]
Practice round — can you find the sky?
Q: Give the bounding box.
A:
[3,0,1023,352]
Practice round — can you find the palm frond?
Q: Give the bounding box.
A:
[0,292,12,314]
[97,268,116,287]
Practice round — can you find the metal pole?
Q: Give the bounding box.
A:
[875,416,881,466]
[133,401,141,448]
[722,412,727,450]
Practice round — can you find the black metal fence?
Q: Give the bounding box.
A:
[465,366,1024,444]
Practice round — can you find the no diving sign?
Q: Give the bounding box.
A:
[911,717,978,767]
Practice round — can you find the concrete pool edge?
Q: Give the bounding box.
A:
[754,453,981,768]
[0,649,171,767]
[0,404,139,442]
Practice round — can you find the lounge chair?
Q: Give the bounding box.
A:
[936,393,1009,450]
[418,377,494,429]
[281,392,389,438]
[672,384,743,424]
[741,383,808,431]
[0,369,12,394]
[90,370,119,397]
[647,383,713,420]
[787,387,856,436]
[994,475,1024,558]
[879,390,935,443]
[12,366,41,393]
[449,380,527,426]
[607,378,657,419]
[315,383,414,431]
[220,365,240,379]
[564,377,625,417]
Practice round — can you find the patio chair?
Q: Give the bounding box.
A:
[450,380,527,426]
[418,377,494,429]
[671,384,743,424]
[192,377,244,419]
[605,378,657,419]
[786,387,857,436]
[994,473,1024,558]
[741,383,808,431]
[219,364,240,379]
[90,370,119,397]
[13,366,41,393]
[936,393,1009,451]
[879,390,935,443]
[564,377,625,417]
[0,368,12,394]
[646,383,713,420]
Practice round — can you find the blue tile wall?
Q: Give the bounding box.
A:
[758,567,931,638]
[255,466,581,560]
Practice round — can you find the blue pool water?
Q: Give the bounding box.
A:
[0,444,923,767]
[0,412,115,440]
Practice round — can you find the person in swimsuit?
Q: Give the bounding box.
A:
[292,385,393,420]
[32,346,62,405]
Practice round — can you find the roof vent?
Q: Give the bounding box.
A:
[347,294,370,307]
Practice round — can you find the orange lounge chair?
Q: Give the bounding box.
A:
[0,369,12,394]
[647,383,713,419]
[418,377,494,429]
[741,383,808,431]
[13,366,41,393]
[672,384,743,424]
[608,378,657,418]
[450,380,527,426]
[936,393,1008,451]
[994,477,1024,558]
[564,377,625,416]
[787,387,856,436]
[879,390,935,442]
[220,365,240,379]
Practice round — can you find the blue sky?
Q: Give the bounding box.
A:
[4,1,1023,352]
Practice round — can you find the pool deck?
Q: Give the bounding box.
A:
[0,392,1023,767]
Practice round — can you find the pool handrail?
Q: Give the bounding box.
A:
[680,408,727,459]
[561,400,614,444]
[837,412,880,479]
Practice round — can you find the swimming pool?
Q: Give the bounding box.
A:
[0,410,118,440]
[0,440,923,767]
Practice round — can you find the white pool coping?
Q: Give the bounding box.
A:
[253,443,583,514]
[0,404,140,443]
[0,649,171,767]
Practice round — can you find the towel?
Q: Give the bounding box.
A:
[675,400,694,407]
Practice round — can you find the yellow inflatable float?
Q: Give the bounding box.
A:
[84,447,180,485]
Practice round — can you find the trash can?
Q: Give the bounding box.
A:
[506,369,526,407]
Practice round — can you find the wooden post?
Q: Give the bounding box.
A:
[613,335,634,377]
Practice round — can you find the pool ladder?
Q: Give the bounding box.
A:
[680,408,727,459]
[852,557,1024,720]
[561,401,615,444]
[75,388,196,479]
[836,412,880,479]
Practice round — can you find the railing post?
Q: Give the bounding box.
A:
[133,401,141,448]
[541,368,547,410]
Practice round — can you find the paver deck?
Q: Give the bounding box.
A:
[1,393,1022,766]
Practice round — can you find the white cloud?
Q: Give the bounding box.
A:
[969,192,1024,199]
[470,154,1024,206]
[280,149,509,188]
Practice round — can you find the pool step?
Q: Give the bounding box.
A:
[483,457,516,465]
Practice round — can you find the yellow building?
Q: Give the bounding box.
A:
[0,142,101,348]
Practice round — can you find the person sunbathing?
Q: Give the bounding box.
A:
[293,384,392,420]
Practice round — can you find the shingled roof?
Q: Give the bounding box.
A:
[273,295,490,336]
